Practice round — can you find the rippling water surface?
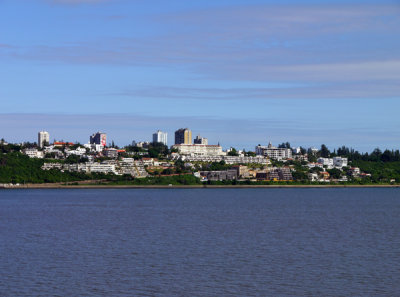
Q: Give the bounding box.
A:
[0,188,399,296]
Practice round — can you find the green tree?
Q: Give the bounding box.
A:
[320,144,330,158]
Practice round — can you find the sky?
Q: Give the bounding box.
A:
[0,0,399,151]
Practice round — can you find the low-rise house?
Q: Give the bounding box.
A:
[65,147,87,157]
[349,167,361,177]
[142,158,157,166]
[23,148,44,159]
[41,163,63,170]
[308,173,319,182]
[320,171,330,181]
[307,162,324,169]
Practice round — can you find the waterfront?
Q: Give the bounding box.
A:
[1,189,399,296]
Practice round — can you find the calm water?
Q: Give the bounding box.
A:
[0,188,399,296]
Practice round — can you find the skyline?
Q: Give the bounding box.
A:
[1,0,400,151]
[1,120,398,153]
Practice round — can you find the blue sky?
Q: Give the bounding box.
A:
[1,0,399,151]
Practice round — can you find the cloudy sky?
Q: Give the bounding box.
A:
[1,0,399,151]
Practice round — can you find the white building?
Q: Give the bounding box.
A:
[317,158,334,168]
[65,147,87,157]
[317,157,348,168]
[307,162,324,169]
[38,131,50,148]
[308,173,319,182]
[333,157,348,168]
[41,163,63,170]
[178,155,269,165]
[86,163,118,175]
[172,144,224,156]
[84,143,104,152]
[153,130,168,146]
[23,148,44,159]
[292,147,301,154]
[255,142,292,160]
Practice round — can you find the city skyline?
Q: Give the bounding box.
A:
[1,0,399,151]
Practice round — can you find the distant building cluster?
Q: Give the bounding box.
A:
[9,127,375,184]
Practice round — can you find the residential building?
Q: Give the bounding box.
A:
[333,157,348,168]
[308,173,319,182]
[292,147,301,154]
[87,163,118,175]
[193,135,208,145]
[232,165,251,178]
[255,142,292,160]
[317,158,334,167]
[320,171,330,181]
[84,143,104,152]
[104,148,118,159]
[65,147,87,157]
[200,170,238,181]
[90,132,107,146]
[41,163,63,171]
[141,158,156,166]
[175,154,268,165]
[307,162,324,169]
[23,148,44,159]
[38,131,50,148]
[175,128,192,145]
[256,167,293,181]
[153,130,168,146]
[223,155,268,165]
[172,144,223,156]
[349,167,361,177]
[136,141,150,148]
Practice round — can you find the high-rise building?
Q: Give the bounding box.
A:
[152,130,168,146]
[38,131,50,148]
[194,135,208,145]
[90,132,107,146]
[175,128,192,145]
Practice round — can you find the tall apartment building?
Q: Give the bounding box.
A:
[175,128,192,145]
[194,135,208,145]
[90,132,107,146]
[152,130,168,146]
[38,131,50,148]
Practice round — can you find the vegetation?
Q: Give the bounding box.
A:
[1,141,400,186]
[0,152,88,184]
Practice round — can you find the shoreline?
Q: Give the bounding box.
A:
[1,184,400,189]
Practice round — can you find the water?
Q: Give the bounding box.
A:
[0,188,399,296]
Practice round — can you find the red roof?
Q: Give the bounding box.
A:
[54,142,74,146]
